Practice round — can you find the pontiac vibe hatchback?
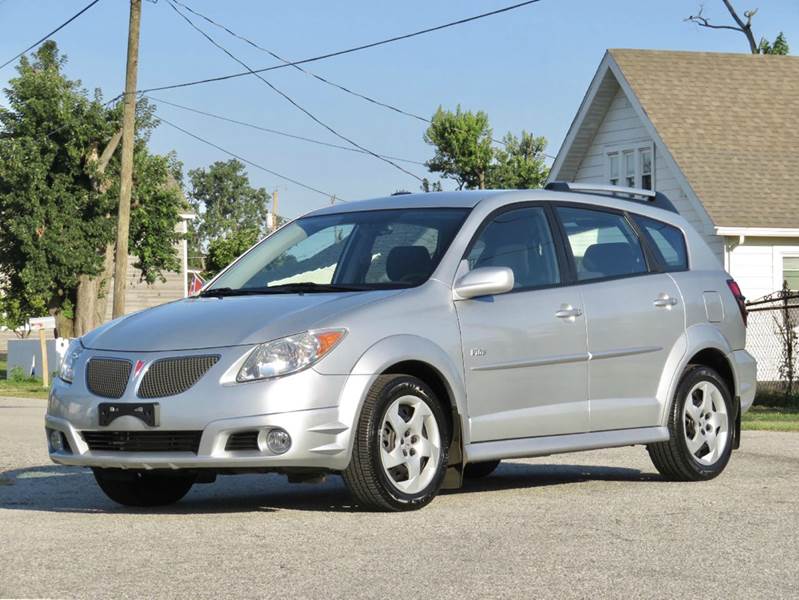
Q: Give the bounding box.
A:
[47,183,756,511]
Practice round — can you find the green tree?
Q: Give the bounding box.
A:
[0,42,184,336]
[424,106,494,190]
[187,159,270,268]
[759,32,790,55]
[490,131,549,189]
[423,106,549,190]
[204,227,260,278]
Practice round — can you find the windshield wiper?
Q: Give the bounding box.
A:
[199,283,370,297]
[261,282,371,293]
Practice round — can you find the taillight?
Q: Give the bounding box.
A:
[726,279,747,326]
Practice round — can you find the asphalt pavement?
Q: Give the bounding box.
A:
[1,396,797,599]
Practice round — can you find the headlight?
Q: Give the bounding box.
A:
[237,329,346,382]
[59,338,83,383]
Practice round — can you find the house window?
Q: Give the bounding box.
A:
[606,144,654,190]
[783,257,799,290]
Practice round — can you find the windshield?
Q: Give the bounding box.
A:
[207,208,469,293]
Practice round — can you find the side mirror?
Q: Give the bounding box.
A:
[453,267,514,300]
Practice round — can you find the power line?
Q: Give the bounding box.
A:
[166,0,423,182]
[0,0,103,70]
[169,0,429,124]
[139,0,543,95]
[156,1,555,160]
[146,95,425,166]
[156,113,340,199]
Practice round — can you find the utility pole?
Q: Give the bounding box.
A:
[112,0,142,319]
[272,189,279,229]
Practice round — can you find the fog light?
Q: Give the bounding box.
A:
[48,429,66,453]
[266,428,291,454]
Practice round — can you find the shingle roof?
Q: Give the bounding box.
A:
[609,49,799,229]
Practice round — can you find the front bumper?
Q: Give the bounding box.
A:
[46,346,368,472]
[46,405,351,471]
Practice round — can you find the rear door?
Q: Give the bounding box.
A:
[455,204,589,442]
[554,205,685,431]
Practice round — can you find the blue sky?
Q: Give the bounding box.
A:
[1,0,797,217]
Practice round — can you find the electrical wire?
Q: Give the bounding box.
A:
[160,1,554,160]
[146,95,425,166]
[139,0,543,95]
[156,113,340,199]
[168,0,429,124]
[0,0,103,70]
[166,0,423,182]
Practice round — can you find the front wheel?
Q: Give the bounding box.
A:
[343,374,449,511]
[93,469,196,507]
[647,366,734,481]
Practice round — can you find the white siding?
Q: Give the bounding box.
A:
[572,88,724,263]
[727,237,799,300]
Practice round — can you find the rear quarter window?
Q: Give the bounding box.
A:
[633,215,688,271]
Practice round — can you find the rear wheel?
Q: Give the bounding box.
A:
[93,469,196,507]
[343,374,449,511]
[648,365,734,481]
[464,460,501,479]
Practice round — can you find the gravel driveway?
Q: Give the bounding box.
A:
[1,396,797,599]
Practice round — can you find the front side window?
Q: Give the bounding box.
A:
[208,208,468,293]
[467,206,560,290]
[634,215,687,271]
[556,206,647,281]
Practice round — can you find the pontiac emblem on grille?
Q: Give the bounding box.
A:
[133,359,145,378]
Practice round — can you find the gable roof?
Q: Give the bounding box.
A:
[554,49,799,230]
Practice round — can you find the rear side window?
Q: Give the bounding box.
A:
[556,206,647,281]
[633,215,688,271]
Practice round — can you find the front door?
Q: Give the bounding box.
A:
[455,205,590,442]
[554,205,686,431]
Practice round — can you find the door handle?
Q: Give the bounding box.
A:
[555,305,583,319]
[653,294,678,308]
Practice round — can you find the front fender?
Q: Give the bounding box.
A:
[656,323,734,425]
[328,334,469,457]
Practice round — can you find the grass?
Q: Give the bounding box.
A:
[742,405,799,432]
[0,356,50,400]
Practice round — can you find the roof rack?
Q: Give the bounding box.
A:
[544,181,678,213]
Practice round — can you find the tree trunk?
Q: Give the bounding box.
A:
[74,243,115,336]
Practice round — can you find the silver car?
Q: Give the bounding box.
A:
[47,183,757,511]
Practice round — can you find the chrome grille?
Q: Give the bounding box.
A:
[86,359,132,399]
[81,431,202,453]
[137,355,219,399]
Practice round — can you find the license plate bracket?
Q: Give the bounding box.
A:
[98,402,160,427]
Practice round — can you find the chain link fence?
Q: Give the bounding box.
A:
[746,287,799,399]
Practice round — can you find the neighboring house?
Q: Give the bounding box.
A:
[102,210,196,320]
[549,49,799,301]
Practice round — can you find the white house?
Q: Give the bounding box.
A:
[549,49,799,301]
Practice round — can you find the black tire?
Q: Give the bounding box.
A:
[647,365,734,481]
[93,469,196,507]
[464,460,501,479]
[342,374,450,511]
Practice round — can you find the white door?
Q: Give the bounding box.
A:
[555,205,685,431]
[456,205,589,442]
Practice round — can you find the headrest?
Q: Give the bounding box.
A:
[582,242,640,277]
[386,246,433,283]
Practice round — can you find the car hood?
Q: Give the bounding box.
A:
[82,290,401,352]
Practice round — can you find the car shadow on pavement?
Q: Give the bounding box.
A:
[0,460,661,515]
